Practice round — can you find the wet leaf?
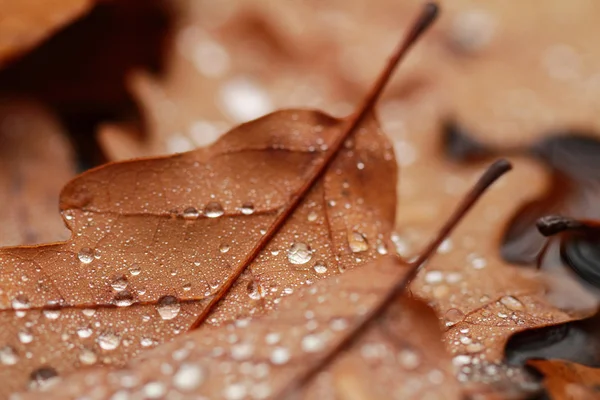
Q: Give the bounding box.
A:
[20,257,463,400]
[0,98,75,246]
[529,359,600,400]
[0,0,93,67]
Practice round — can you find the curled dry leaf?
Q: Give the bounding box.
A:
[21,257,462,400]
[0,108,395,396]
[0,0,93,67]
[0,98,75,246]
[528,359,600,400]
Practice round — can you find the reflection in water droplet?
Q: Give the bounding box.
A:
[129,265,141,276]
[219,243,230,253]
[204,202,224,218]
[183,207,200,220]
[287,242,313,265]
[500,295,525,311]
[0,346,19,365]
[348,231,368,253]
[444,308,465,327]
[173,363,206,391]
[97,330,121,351]
[79,348,98,365]
[111,275,128,292]
[240,203,255,215]
[156,295,181,320]
[270,347,290,365]
[246,281,262,300]
[78,247,94,264]
[12,295,30,310]
[313,263,327,274]
[113,290,134,307]
[29,367,59,390]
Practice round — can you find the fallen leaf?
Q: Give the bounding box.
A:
[0,98,75,246]
[0,0,93,67]
[19,257,463,399]
[529,359,600,400]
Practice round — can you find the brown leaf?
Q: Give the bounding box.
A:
[529,359,600,400]
[21,257,463,400]
[0,98,75,246]
[0,0,93,67]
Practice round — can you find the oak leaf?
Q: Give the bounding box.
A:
[529,359,600,400]
[0,0,93,67]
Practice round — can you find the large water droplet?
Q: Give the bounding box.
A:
[156,295,181,320]
[43,309,61,320]
[444,308,465,327]
[29,367,59,390]
[182,207,200,220]
[270,347,290,365]
[113,290,134,307]
[129,265,141,276]
[18,328,33,344]
[313,263,327,274]
[77,326,93,338]
[219,243,230,253]
[204,202,224,218]
[78,247,94,264]
[173,363,206,392]
[500,295,525,311]
[240,203,255,215]
[246,281,262,300]
[348,231,368,253]
[97,330,120,351]
[111,275,128,292]
[0,346,19,365]
[287,242,312,265]
[12,295,30,310]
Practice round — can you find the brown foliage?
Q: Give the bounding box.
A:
[529,360,600,400]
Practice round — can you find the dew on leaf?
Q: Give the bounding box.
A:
[0,346,18,365]
[204,201,224,218]
[313,263,327,274]
[219,243,230,253]
[77,326,93,338]
[246,280,263,300]
[307,211,318,222]
[444,308,465,327]
[18,328,33,344]
[143,381,166,399]
[301,334,326,353]
[240,203,255,215]
[129,265,141,276]
[223,382,247,400]
[270,347,290,365]
[42,309,61,320]
[182,207,200,220]
[28,367,59,390]
[78,348,98,365]
[398,349,421,370]
[97,330,121,351]
[113,290,135,307]
[424,270,444,284]
[287,242,313,265]
[173,363,206,392]
[110,275,129,292]
[500,295,525,311]
[77,247,94,264]
[156,295,181,320]
[11,295,30,310]
[348,231,369,253]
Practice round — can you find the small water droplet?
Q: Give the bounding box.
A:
[182,207,200,220]
[425,270,444,284]
[82,308,96,317]
[129,265,141,276]
[246,281,263,300]
[301,334,325,353]
[144,381,166,399]
[287,242,313,265]
[313,263,327,274]
[437,239,453,254]
[78,248,94,264]
[43,309,61,320]
[111,275,128,292]
[113,290,134,307]
[0,346,19,365]
[12,295,30,310]
[156,295,181,320]
[231,343,254,360]
[18,328,33,344]
[376,240,388,255]
[240,203,255,215]
[183,282,192,291]
[453,354,472,366]
[348,231,368,253]
[398,349,421,370]
[204,201,224,218]
[219,243,230,253]
[97,330,120,351]
[79,348,97,365]
[444,308,465,327]
[270,347,290,365]
[465,342,485,353]
[468,253,487,269]
[77,326,93,338]
[224,383,247,400]
[173,363,206,391]
[307,211,318,222]
[500,296,525,311]
[29,367,59,390]
[265,332,281,345]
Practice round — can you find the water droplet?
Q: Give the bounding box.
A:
[183,282,192,291]
[0,346,18,365]
[231,343,254,360]
[173,363,206,391]
[111,275,128,292]
[301,334,325,353]
[129,265,141,276]
[224,382,247,400]
[156,295,181,320]
[348,231,368,253]
[113,290,134,307]
[240,203,255,215]
[376,240,388,255]
[182,207,200,220]
[265,332,280,345]
[437,239,453,254]
[219,243,230,253]
[356,161,365,170]
[77,326,93,338]
[270,347,290,365]
[97,330,120,351]
[424,270,444,284]
[144,381,166,399]
[466,342,485,353]
[141,337,155,347]
[307,211,318,222]
[78,248,94,264]
[12,295,30,310]
[398,349,421,370]
[453,354,472,366]
[204,201,224,218]
[468,253,487,269]
[246,281,262,300]
[444,308,465,327]
[82,308,96,317]
[330,318,349,331]
[313,263,327,274]
[287,242,313,265]
[18,328,33,344]
[29,367,59,390]
[43,309,61,320]
[500,296,525,311]
[79,348,97,365]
